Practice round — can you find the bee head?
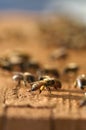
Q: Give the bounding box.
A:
[46,79,55,86]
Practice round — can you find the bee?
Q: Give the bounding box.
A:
[37,67,60,78]
[79,93,86,107]
[62,62,79,81]
[12,72,23,87]
[29,77,62,93]
[12,72,35,87]
[28,59,40,70]
[0,57,12,71]
[63,63,79,75]
[50,47,68,60]
[9,51,30,71]
[74,74,86,90]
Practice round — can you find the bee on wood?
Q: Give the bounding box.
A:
[24,59,41,74]
[50,47,68,60]
[29,77,62,94]
[37,67,60,78]
[28,59,40,70]
[74,74,86,90]
[12,72,23,87]
[79,93,86,107]
[9,51,30,71]
[12,72,35,87]
[62,63,79,81]
[0,57,12,71]
[63,63,79,74]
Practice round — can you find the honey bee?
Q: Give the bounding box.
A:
[74,74,86,90]
[50,47,68,60]
[27,59,40,70]
[63,63,79,75]
[9,51,30,71]
[12,72,23,87]
[37,67,60,78]
[79,93,86,107]
[0,57,12,71]
[12,72,35,87]
[29,77,62,93]
[62,62,79,81]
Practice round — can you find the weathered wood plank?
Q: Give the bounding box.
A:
[0,42,86,130]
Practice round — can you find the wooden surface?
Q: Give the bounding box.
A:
[0,42,86,130]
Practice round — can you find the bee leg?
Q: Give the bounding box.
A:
[79,98,86,107]
[23,80,27,87]
[54,85,58,90]
[54,84,61,90]
[15,80,21,98]
[73,81,77,88]
[16,80,21,88]
[39,85,45,94]
[81,86,84,90]
[46,86,51,93]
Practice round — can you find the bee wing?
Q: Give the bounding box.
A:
[29,80,44,86]
[12,71,23,76]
